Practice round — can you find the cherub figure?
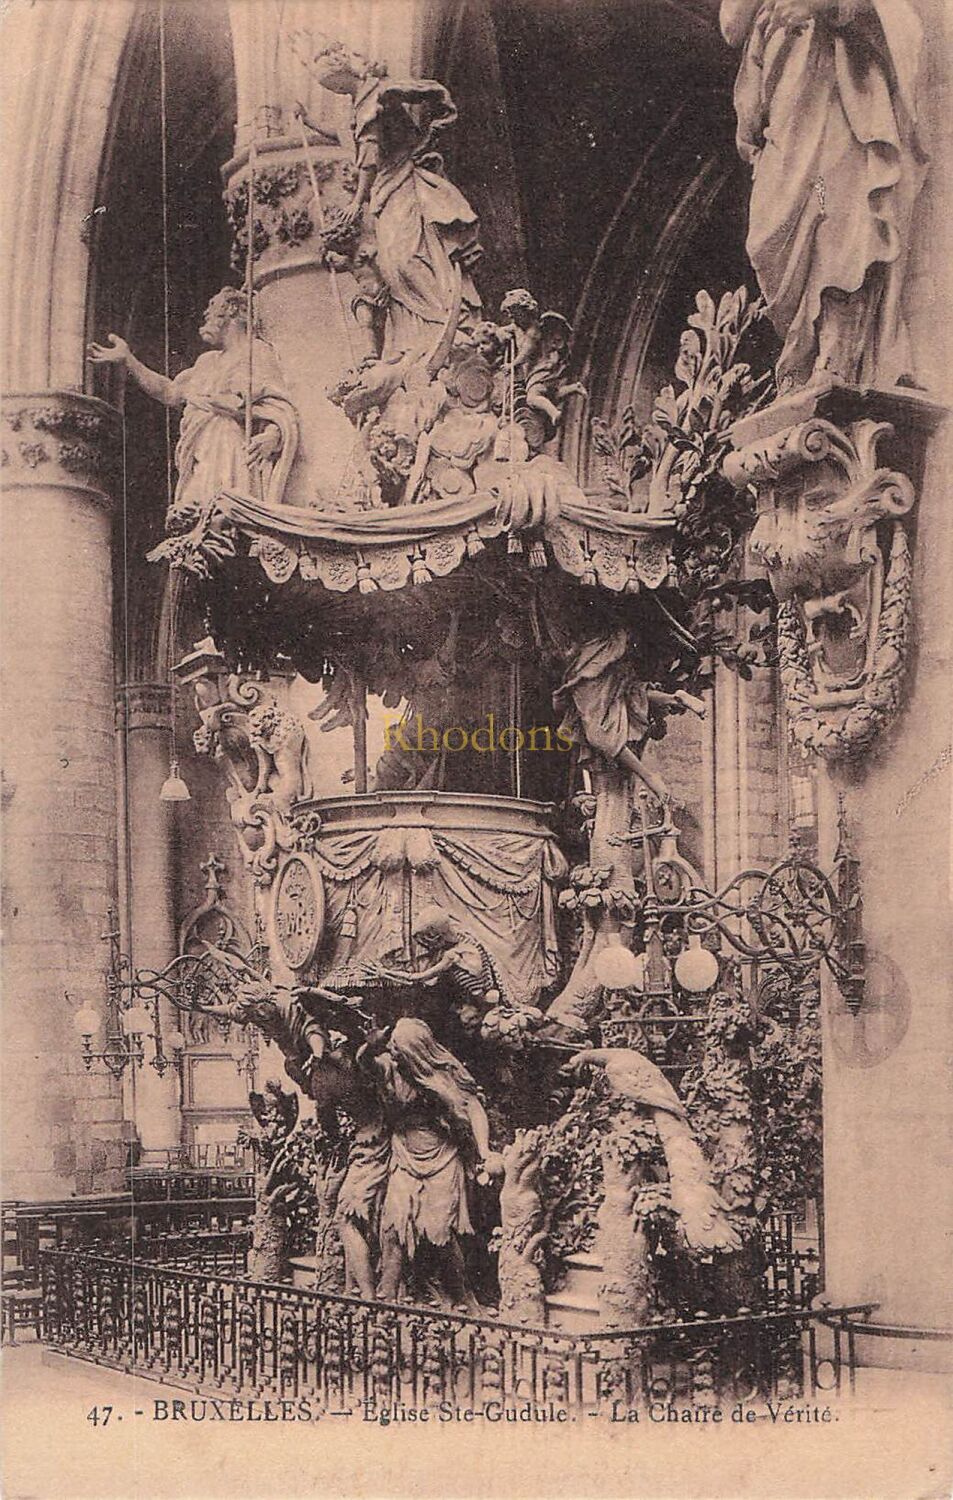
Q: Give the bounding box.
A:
[497,289,587,451]
[88,288,299,521]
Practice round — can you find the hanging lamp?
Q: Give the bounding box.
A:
[160,757,191,802]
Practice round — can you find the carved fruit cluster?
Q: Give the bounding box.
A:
[558,865,637,920]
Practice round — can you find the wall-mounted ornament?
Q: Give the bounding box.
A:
[173,638,315,890]
[178,854,256,1046]
[270,853,325,972]
[724,383,945,761]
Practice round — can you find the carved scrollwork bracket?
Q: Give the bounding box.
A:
[173,637,317,891]
[724,383,945,761]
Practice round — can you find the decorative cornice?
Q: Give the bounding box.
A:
[115,682,172,733]
[1,391,121,508]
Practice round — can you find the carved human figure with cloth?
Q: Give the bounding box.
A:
[358,1017,503,1310]
[312,39,483,357]
[721,0,926,390]
[89,288,299,523]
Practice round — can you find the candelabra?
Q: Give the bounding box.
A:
[599,790,866,1039]
[69,909,265,1085]
[69,909,188,1077]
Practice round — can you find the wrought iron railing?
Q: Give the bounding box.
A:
[763,1212,821,1312]
[38,1247,874,1414]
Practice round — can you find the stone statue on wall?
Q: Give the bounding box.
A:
[720,0,926,391]
[89,288,299,522]
[312,40,482,357]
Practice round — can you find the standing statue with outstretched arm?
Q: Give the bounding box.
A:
[312,40,482,357]
[721,0,926,391]
[88,287,299,520]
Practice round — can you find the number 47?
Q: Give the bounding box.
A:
[86,1406,113,1427]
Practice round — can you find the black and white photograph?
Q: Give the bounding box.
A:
[1,2,951,1496]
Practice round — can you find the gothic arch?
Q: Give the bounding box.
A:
[562,107,753,487]
[1,2,138,390]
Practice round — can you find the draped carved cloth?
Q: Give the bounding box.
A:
[307,825,567,1005]
[214,456,674,596]
[173,343,298,510]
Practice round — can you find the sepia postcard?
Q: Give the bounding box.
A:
[1,1,951,1496]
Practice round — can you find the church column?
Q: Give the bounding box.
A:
[1,391,126,1197]
[116,682,182,1164]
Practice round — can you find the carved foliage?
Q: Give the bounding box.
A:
[591,287,771,517]
[1,397,119,495]
[224,156,356,271]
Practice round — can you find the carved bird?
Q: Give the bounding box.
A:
[567,1048,741,1256]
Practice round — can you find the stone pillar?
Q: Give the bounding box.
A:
[222,2,416,506]
[725,384,953,1371]
[814,412,953,1373]
[1,391,126,1198]
[116,682,182,1164]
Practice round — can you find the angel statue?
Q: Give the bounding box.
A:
[88,287,299,524]
[546,608,705,806]
[312,40,482,357]
[721,0,926,391]
[497,289,587,453]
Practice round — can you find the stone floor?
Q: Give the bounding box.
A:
[2,1340,951,1499]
